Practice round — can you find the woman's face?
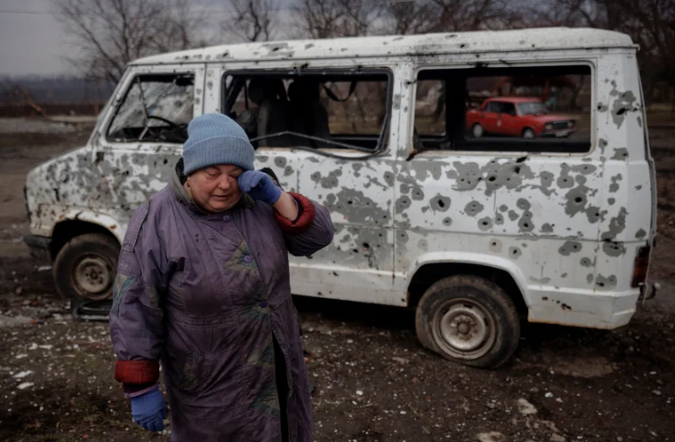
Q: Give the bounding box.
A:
[187,164,244,213]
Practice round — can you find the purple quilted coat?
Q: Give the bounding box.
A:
[110,163,334,441]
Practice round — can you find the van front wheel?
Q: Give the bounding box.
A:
[415,275,520,369]
[53,233,120,302]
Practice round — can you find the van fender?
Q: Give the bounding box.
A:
[406,251,530,306]
[52,208,125,244]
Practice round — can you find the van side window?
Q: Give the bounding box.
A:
[107,74,194,144]
[223,71,390,151]
[414,65,592,153]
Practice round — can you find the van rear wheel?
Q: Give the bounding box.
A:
[415,275,520,369]
[53,233,120,302]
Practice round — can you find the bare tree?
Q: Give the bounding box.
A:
[54,0,208,83]
[432,0,512,32]
[378,0,519,36]
[223,0,278,42]
[379,0,439,35]
[529,0,675,105]
[295,0,381,39]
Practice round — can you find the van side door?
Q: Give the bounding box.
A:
[212,63,399,305]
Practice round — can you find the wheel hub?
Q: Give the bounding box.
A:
[74,256,112,297]
[433,299,496,359]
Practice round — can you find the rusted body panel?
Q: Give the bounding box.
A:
[24,28,655,330]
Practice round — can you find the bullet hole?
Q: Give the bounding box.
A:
[575,197,583,203]
[363,243,370,249]
[597,282,605,288]
[542,297,549,301]
[523,223,529,228]
[163,159,168,164]
[514,167,521,174]
[352,249,359,254]
[443,218,452,226]
[347,200,353,205]
[516,156,527,163]
[616,107,627,116]
[438,200,445,208]
[492,241,498,247]
[333,272,339,276]
[488,176,496,182]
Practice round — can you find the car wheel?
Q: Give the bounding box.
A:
[522,128,536,139]
[53,233,120,302]
[415,275,520,369]
[472,123,484,138]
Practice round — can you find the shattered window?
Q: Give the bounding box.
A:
[223,71,390,151]
[414,80,446,136]
[107,74,194,144]
[414,65,592,153]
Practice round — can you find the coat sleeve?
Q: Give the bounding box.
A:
[109,202,167,391]
[274,192,335,257]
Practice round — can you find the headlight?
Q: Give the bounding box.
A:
[545,124,552,130]
[568,121,574,128]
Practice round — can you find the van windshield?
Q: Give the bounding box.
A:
[107,74,194,144]
[517,102,549,116]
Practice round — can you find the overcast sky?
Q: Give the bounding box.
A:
[0,0,74,76]
[0,0,299,77]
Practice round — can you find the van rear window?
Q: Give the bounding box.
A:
[222,70,391,151]
[414,65,592,153]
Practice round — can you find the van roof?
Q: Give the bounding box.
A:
[130,28,634,66]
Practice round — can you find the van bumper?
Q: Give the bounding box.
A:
[23,234,52,263]
[527,287,642,330]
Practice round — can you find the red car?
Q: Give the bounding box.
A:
[466,97,576,139]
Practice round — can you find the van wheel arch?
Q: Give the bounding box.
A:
[50,220,120,261]
[406,263,527,316]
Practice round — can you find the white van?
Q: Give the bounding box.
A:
[23,28,657,368]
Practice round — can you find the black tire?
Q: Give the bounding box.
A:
[415,275,520,369]
[53,233,120,302]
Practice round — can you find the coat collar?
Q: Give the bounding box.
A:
[170,158,255,216]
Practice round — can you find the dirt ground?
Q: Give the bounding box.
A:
[0,117,674,442]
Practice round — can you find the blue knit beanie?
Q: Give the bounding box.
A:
[183,113,255,175]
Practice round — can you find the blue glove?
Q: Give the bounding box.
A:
[131,387,166,432]
[238,170,282,205]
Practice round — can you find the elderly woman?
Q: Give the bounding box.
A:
[109,113,334,442]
